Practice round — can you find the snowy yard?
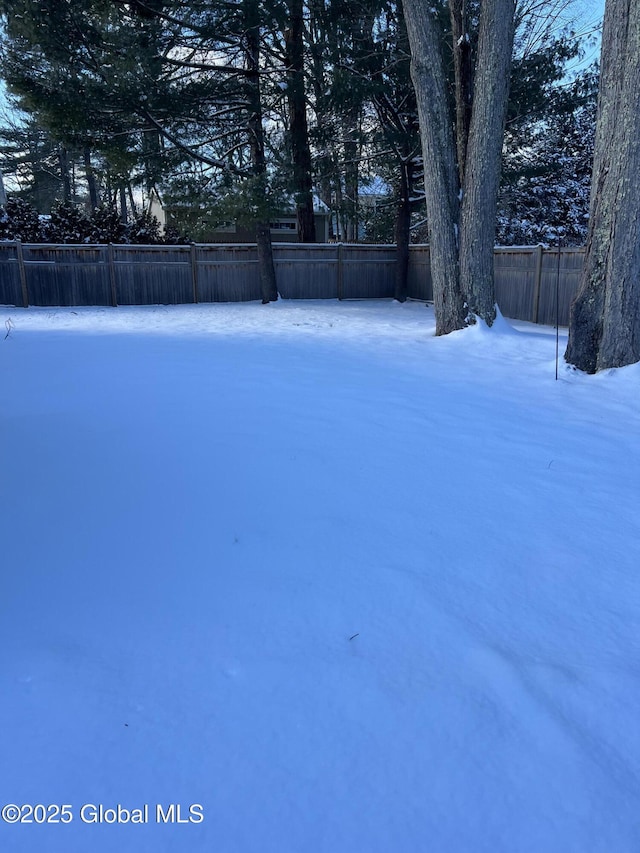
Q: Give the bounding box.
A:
[1,299,639,853]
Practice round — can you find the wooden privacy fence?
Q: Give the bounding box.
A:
[0,242,584,326]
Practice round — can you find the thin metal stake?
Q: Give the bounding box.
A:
[555,238,561,380]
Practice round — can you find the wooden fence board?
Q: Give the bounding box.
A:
[493,247,538,322]
[538,248,584,327]
[113,245,192,305]
[194,245,262,302]
[407,246,432,301]
[340,245,396,299]
[21,245,112,307]
[274,244,338,299]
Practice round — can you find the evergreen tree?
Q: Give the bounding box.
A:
[498,81,596,246]
[0,113,69,211]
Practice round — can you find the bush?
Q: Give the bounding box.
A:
[128,209,162,244]
[88,206,128,243]
[1,197,172,244]
[0,198,43,242]
[46,201,92,243]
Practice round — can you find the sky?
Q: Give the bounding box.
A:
[573,0,605,68]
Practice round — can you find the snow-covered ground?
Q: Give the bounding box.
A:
[1,299,639,853]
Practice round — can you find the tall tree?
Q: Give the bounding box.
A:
[565,0,640,372]
[402,0,516,334]
[283,0,317,242]
[357,1,424,300]
[242,0,278,301]
[0,115,65,210]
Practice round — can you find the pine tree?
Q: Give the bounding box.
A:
[497,70,597,246]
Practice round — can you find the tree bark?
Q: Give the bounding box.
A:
[402,0,515,333]
[285,0,316,243]
[459,0,516,324]
[565,0,640,372]
[127,182,137,217]
[403,2,466,334]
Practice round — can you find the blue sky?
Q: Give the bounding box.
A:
[551,0,604,73]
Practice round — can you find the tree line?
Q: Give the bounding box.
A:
[0,0,637,372]
[0,3,594,246]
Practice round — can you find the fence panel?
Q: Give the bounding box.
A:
[340,244,397,299]
[493,247,539,322]
[114,245,193,305]
[538,248,583,327]
[0,242,24,307]
[194,244,263,302]
[20,245,112,307]
[407,245,432,301]
[274,243,338,299]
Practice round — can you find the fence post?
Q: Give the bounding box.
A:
[337,242,344,300]
[107,243,118,307]
[15,240,29,308]
[532,243,544,324]
[190,243,199,303]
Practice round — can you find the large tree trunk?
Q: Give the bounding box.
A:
[403,2,466,334]
[565,0,640,372]
[403,0,515,333]
[285,0,316,243]
[243,0,278,303]
[256,222,278,304]
[459,0,516,324]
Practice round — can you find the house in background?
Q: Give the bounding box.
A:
[151,189,331,243]
[214,211,330,243]
[210,195,330,243]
